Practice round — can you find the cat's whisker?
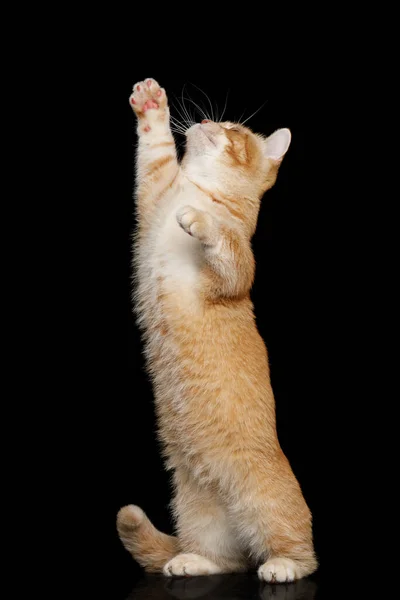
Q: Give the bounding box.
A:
[181,95,209,123]
[169,116,185,129]
[180,85,196,127]
[189,82,216,123]
[170,114,186,128]
[170,125,186,133]
[174,126,189,135]
[218,89,230,123]
[188,92,212,123]
[171,98,187,122]
[171,107,188,129]
[240,100,268,126]
[170,130,187,138]
[175,139,186,151]
[172,96,194,130]
[170,109,187,129]
[171,103,193,132]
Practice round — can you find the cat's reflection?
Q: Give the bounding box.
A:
[128,574,318,600]
[259,578,318,600]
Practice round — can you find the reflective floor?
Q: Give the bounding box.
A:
[125,573,319,600]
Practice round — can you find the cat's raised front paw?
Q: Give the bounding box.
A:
[129,78,168,117]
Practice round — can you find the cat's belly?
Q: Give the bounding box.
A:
[138,273,275,461]
[137,284,276,475]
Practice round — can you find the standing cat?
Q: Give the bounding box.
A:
[117,78,317,583]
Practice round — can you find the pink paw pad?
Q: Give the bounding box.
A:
[143,99,159,111]
[147,79,152,87]
[157,90,162,97]
[144,125,151,132]
[130,97,136,105]
[137,85,141,91]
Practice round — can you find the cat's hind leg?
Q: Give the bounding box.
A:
[165,467,247,577]
[226,455,317,582]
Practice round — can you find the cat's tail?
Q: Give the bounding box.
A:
[116,505,179,572]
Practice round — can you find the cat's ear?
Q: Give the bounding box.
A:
[263,128,291,162]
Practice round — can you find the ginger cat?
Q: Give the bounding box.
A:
[117,78,317,583]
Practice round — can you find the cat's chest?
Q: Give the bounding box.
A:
[148,192,208,289]
[153,209,201,283]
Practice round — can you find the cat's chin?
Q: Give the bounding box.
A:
[186,123,217,151]
[199,124,216,146]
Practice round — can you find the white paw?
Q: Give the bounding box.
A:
[258,557,300,583]
[176,205,214,243]
[163,553,222,577]
[176,205,201,234]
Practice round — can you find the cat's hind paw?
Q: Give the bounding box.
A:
[163,553,222,577]
[258,557,301,583]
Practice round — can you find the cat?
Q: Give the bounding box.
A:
[117,78,317,583]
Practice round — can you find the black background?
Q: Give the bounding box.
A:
[72,47,362,598]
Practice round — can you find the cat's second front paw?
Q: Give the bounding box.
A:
[176,205,215,244]
[129,78,168,118]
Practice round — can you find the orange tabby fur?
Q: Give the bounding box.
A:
[117,78,317,583]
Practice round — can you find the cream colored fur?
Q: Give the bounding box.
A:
[117,78,317,583]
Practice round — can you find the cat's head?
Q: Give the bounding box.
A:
[182,120,291,233]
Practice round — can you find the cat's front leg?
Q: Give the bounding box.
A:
[130,79,179,222]
[176,205,254,299]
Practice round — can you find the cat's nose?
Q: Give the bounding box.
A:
[201,119,211,124]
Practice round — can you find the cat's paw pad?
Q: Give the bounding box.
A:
[258,558,300,583]
[129,78,167,116]
[163,553,222,577]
